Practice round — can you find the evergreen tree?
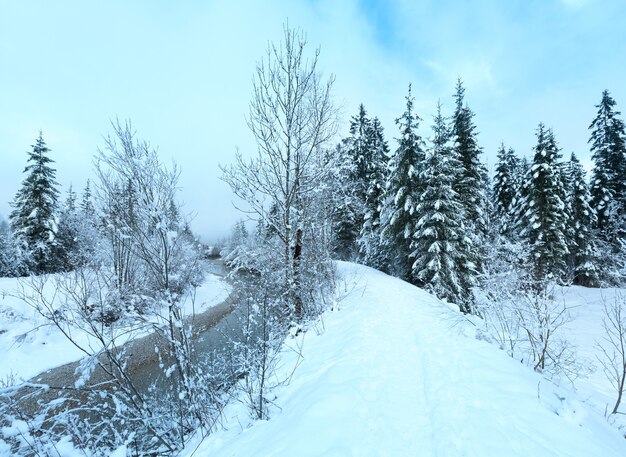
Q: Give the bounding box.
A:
[349,104,373,201]
[492,144,519,234]
[358,117,390,271]
[411,103,475,311]
[9,132,60,273]
[450,79,489,277]
[0,218,26,277]
[521,124,569,283]
[589,90,626,237]
[509,156,531,230]
[333,105,372,259]
[565,153,599,286]
[224,219,251,268]
[81,179,96,218]
[451,79,489,235]
[380,85,426,280]
[54,186,81,270]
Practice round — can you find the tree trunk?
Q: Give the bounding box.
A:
[293,228,303,320]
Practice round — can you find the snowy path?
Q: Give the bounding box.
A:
[192,263,626,457]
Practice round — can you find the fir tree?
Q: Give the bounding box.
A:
[380,85,426,280]
[9,132,60,273]
[589,90,626,237]
[0,218,22,277]
[451,79,489,234]
[81,179,96,218]
[54,186,81,271]
[521,124,569,283]
[450,79,489,276]
[509,156,531,230]
[358,117,390,271]
[492,144,519,234]
[411,103,475,311]
[565,153,599,286]
[333,105,372,259]
[349,104,373,201]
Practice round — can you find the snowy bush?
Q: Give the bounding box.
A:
[596,291,626,415]
[477,268,580,383]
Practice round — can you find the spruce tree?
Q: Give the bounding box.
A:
[589,90,626,237]
[0,218,17,277]
[509,156,531,231]
[81,179,96,218]
[54,186,81,271]
[521,124,569,283]
[451,79,489,234]
[9,132,60,273]
[349,104,373,201]
[565,153,599,286]
[380,85,426,280]
[411,103,475,311]
[492,144,520,234]
[450,79,489,277]
[333,105,372,259]
[358,117,390,271]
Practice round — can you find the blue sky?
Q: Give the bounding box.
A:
[1,0,624,240]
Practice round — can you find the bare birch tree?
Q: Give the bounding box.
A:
[222,25,338,321]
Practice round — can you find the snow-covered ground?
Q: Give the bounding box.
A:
[0,272,231,382]
[560,286,626,421]
[188,262,626,456]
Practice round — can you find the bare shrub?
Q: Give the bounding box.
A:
[596,291,626,415]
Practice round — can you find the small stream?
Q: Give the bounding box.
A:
[2,258,260,454]
[27,259,240,391]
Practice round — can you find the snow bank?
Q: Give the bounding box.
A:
[190,262,626,456]
[0,273,231,382]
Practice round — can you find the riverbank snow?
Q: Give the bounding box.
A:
[0,270,231,382]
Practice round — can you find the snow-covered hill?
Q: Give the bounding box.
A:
[190,262,626,457]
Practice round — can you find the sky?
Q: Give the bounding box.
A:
[1,0,625,241]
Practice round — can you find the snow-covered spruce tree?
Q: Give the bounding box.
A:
[564,153,600,286]
[450,79,489,274]
[492,144,520,235]
[333,104,371,260]
[0,218,11,276]
[0,218,27,277]
[51,186,79,271]
[221,26,337,322]
[222,219,251,269]
[509,156,532,230]
[50,184,101,272]
[9,132,60,273]
[411,102,476,311]
[520,124,569,283]
[80,178,96,217]
[380,84,426,281]
[589,90,626,238]
[358,117,391,271]
[481,146,526,322]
